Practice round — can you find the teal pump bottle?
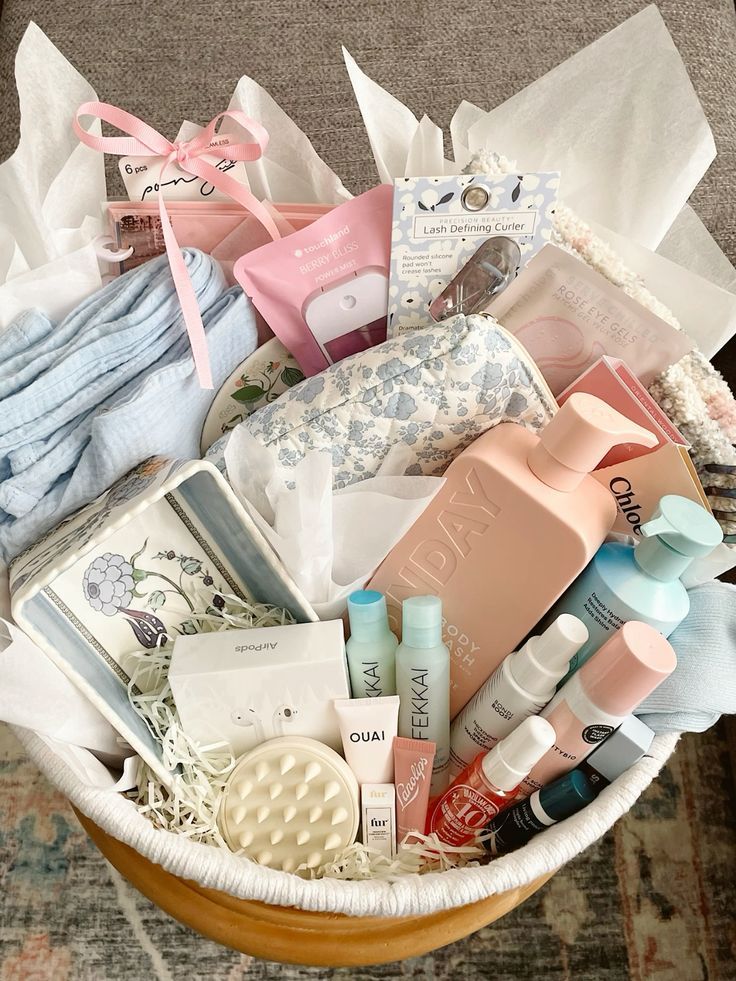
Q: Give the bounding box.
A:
[546,495,723,684]
[346,590,398,698]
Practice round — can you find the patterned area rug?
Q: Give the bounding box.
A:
[1,720,734,980]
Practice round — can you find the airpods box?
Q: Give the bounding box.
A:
[169,619,350,756]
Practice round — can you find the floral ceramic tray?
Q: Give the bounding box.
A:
[200,337,304,453]
[8,457,316,783]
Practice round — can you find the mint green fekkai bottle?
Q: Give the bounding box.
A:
[346,590,398,698]
[396,595,451,796]
[545,495,723,685]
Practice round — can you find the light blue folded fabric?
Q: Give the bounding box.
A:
[0,250,225,450]
[0,251,257,562]
[7,410,94,475]
[636,581,736,733]
[0,309,56,366]
[1,413,94,518]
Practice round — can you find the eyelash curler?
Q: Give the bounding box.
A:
[429,236,520,322]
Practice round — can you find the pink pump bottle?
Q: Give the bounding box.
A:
[368,393,657,718]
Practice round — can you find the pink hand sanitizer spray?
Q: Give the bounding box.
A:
[368,393,657,717]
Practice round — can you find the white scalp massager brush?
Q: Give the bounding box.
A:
[219,736,360,874]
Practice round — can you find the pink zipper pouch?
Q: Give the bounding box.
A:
[107,200,333,279]
[234,185,393,376]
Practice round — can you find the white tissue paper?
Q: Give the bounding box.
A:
[226,76,351,205]
[343,50,452,181]
[0,23,105,327]
[35,734,139,792]
[587,216,736,360]
[450,6,714,250]
[224,428,443,620]
[343,5,736,355]
[0,615,138,790]
[1,20,352,333]
[10,13,734,352]
[0,619,125,759]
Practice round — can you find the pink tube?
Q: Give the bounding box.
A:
[393,736,436,844]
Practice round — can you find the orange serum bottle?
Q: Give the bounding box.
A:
[428,716,555,847]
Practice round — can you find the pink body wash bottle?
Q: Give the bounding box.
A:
[368,393,657,718]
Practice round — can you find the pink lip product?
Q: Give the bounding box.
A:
[519,621,676,798]
[393,736,436,843]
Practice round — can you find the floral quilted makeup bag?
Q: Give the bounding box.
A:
[207,313,557,487]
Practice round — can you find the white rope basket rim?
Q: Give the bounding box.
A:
[14,724,679,919]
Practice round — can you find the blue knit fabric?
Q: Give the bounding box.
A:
[636,581,736,733]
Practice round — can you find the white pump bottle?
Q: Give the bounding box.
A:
[449,614,588,777]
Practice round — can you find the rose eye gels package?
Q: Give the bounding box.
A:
[235,185,393,376]
[487,244,694,396]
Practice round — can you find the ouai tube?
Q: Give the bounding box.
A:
[334,695,399,784]
[518,621,676,798]
[449,615,588,777]
[393,736,436,843]
[429,716,556,848]
[396,596,451,796]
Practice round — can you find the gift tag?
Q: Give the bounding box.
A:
[119,120,250,203]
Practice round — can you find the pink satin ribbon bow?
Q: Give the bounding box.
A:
[74,101,281,389]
